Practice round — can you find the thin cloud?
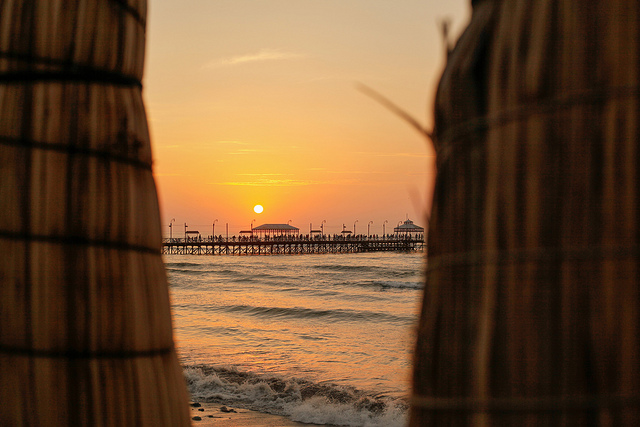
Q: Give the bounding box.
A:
[205,49,305,69]
[227,148,269,155]
[211,177,404,187]
[382,152,433,158]
[216,140,250,145]
[355,151,432,158]
[324,170,394,175]
[237,173,293,177]
[214,179,315,187]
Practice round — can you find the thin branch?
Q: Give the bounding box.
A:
[356,83,434,152]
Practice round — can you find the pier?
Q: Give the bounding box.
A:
[162,235,425,255]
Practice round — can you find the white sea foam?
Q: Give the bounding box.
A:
[184,366,407,427]
[285,396,406,427]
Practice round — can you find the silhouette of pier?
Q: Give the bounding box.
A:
[162,235,425,255]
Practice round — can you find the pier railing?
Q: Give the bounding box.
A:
[162,235,425,255]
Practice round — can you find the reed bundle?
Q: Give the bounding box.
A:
[412,0,640,425]
[0,0,190,425]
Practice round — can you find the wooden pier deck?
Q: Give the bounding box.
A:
[162,236,425,255]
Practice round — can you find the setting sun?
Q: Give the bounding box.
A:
[253,204,264,214]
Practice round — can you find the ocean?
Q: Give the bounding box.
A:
[165,251,425,426]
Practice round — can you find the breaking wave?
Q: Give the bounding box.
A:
[184,365,407,427]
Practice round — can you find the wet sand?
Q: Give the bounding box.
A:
[189,402,312,426]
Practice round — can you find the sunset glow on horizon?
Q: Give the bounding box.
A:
[144,1,470,237]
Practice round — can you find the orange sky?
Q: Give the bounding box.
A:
[143,0,470,237]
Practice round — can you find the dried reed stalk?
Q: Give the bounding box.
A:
[412,0,640,425]
[0,0,190,425]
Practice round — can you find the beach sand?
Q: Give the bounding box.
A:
[189,402,311,426]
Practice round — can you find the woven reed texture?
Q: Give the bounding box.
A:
[0,0,190,425]
[411,0,640,425]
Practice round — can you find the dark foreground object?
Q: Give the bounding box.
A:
[412,1,640,425]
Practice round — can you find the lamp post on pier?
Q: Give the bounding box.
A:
[169,218,175,240]
[213,219,218,241]
[368,220,373,238]
[383,220,388,237]
[184,223,188,241]
[354,219,358,236]
[321,220,326,237]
